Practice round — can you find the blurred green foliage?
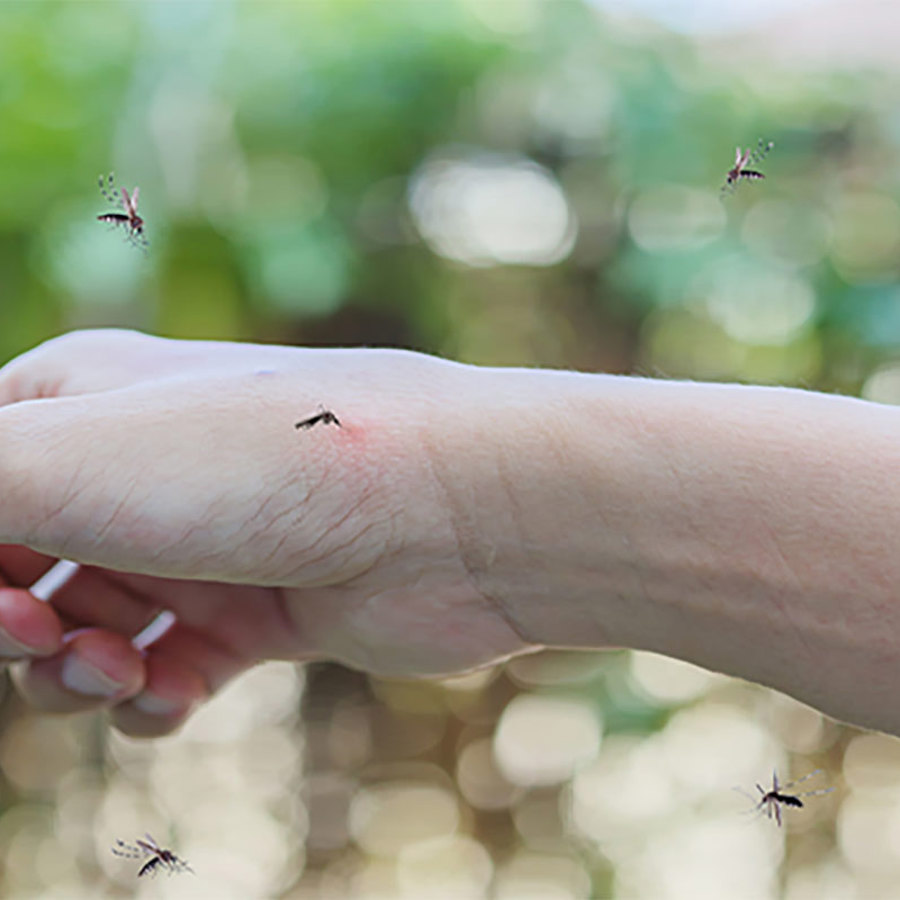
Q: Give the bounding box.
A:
[0,0,898,896]
[1,0,896,394]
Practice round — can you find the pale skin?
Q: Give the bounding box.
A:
[0,329,898,737]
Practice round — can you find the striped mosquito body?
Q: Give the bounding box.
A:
[722,139,774,195]
[738,769,834,827]
[112,834,193,877]
[97,172,148,251]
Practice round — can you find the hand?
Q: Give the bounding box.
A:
[0,330,533,735]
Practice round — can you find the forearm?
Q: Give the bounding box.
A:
[430,369,900,733]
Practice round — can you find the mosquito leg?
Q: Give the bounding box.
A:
[749,139,774,166]
[99,173,121,207]
[779,769,823,792]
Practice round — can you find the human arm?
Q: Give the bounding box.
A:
[0,329,898,735]
[429,370,900,735]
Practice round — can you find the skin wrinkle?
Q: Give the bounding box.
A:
[299,498,364,562]
[659,440,711,557]
[576,403,654,629]
[757,513,817,670]
[145,539,176,568]
[181,466,255,551]
[300,517,384,581]
[243,479,296,534]
[252,443,353,575]
[38,452,92,537]
[255,507,314,576]
[719,431,821,678]
[647,416,781,649]
[244,457,320,571]
[152,518,208,566]
[312,501,401,600]
[296,473,380,570]
[252,506,307,574]
[418,423,535,648]
[94,480,141,546]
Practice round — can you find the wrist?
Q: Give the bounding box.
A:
[420,364,626,650]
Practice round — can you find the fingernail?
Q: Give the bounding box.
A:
[61,656,123,697]
[131,692,185,716]
[0,625,38,658]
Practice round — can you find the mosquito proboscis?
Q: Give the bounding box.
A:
[111,833,193,877]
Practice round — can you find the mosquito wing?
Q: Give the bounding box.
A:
[120,187,134,216]
[130,186,140,212]
[136,836,159,855]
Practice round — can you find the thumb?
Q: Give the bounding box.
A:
[0,385,253,578]
[0,376,371,586]
[0,392,151,565]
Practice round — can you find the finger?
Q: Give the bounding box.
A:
[0,330,169,404]
[110,653,209,738]
[0,588,64,658]
[0,329,296,405]
[2,549,253,703]
[10,628,145,713]
[0,548,157,639]
[0,377,332,580]
[0,545,59,582]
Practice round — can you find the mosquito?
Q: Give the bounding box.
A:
[736,768,834,827]
[111,834,194,877]
[295,407,342,430]
[97,172,148,250]
[722,139,774,195]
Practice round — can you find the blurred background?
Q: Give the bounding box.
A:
[1,0,900,896]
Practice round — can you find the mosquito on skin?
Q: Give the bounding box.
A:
[721,139,774,195]
[736,768,834,827]
[295,407,342,430]
[111,834,194,877]
[97,172,148,251]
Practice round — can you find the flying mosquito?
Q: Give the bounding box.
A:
[295,407,342,430]
[97,172,148,250]
[112,834,194,878]
[722,139,774,195]
[736,768,834,827]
